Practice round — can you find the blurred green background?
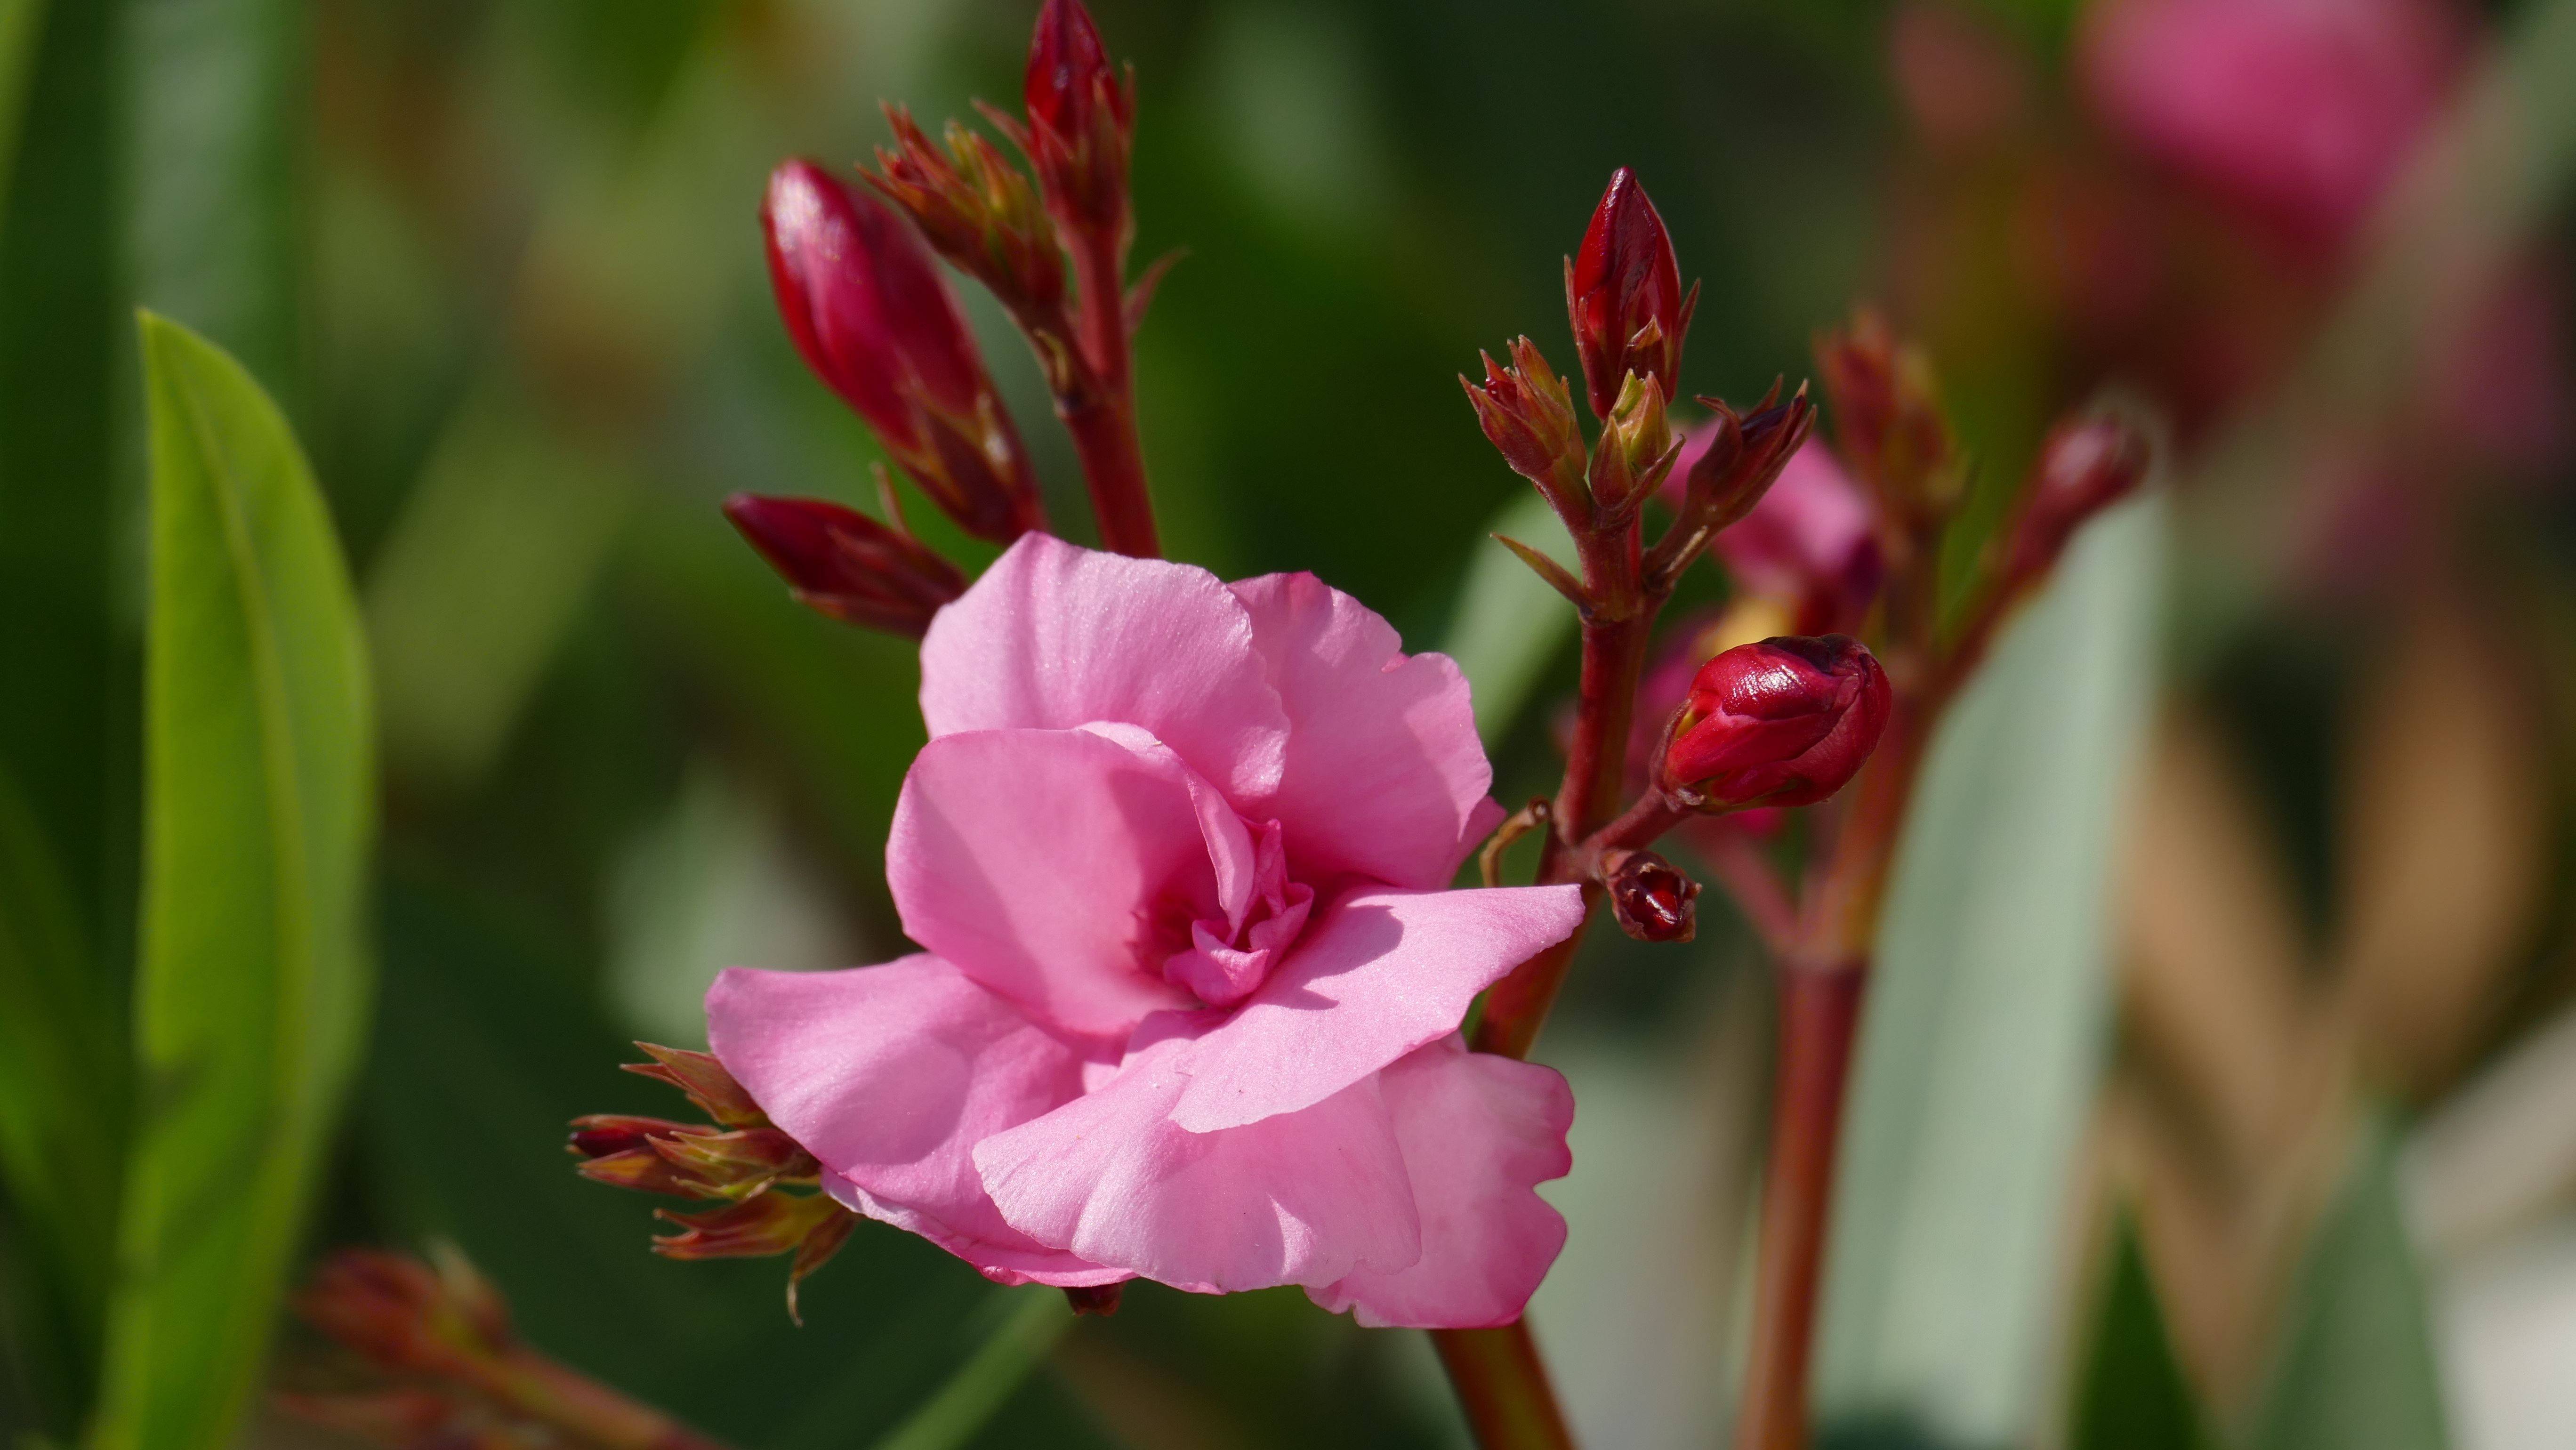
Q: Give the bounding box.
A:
[6,0,2576,1446]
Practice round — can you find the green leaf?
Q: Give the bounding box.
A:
[88,314,375,1450]
[1815,497,2167,1448]
[2248,1120,2449,1450]
[2071,1212,2218,1450]
[1443,491,1578,741]
[0,0,131,1428]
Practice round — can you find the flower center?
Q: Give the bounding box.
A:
[1154,818,1312,1009]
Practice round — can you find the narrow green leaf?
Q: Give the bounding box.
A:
[1815,497,2166,1447]
[867,1290,1074,1450]
[89,314,374,1450]
[2071,1212,2218,1450]
[1443,491,1578,741]
[2249,1120,2450,1450]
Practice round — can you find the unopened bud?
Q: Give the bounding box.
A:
[866,108,1064,317]
[620,1042,769,1129]
[1569,168,1695,421]
[1587,373,1680,513]
[1464,336,1586,508]
[1815,308,1956,518]
[295,1249,512,1382]
[2003,415,2151,586]
[1022,0,1135,240]
[724,493,966,638]
[1064,1283,1126,1316]
[1605,850,1699,943]
[763,161,1041,543]
[1661,635,1891,810]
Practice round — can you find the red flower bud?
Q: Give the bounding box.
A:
[866,107,1065,318]
[295,1249,512,1381]
[762,161,1042,543]
[723,493,967,638]
[1022,0,1135,239]
[2004,415,2151,587]
[1568,168,1695,421]
[620,1042,770,1129]
[1605,850,1699,943]
[1661,635,1891,810]
[1815,308,1956,518]
[1464,336,1586,510]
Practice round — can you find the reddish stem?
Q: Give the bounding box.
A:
[1731,963,1867,1450]
[1433,1321,1579,1450]
[1062,231,1159,558]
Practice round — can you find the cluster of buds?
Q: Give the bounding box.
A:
[1659,636,1892,813]
[745,0,1165,628]
[568,1044,855,1322]
[279,1245,725,1450]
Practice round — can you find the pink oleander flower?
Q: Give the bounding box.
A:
[1671,430,1884,637]
[705,535,1586,1328]
[2079,0,2460,250]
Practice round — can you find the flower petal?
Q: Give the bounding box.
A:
[972,1038,1421,1293]
[920,534,1290,806]
[1231,571,1498,888]
[1167,884,1586,1134]
[703,956,1124,1286]
[889,728,1224,1038]
[1309,1036,1573,1329]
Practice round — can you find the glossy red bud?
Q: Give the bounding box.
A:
[1605,850,1699,943]
[1569,168,1692,421]
[1022,0,1134,237]
[765,161,982,440]
[723,493,967,638]
[2004,415,2151,586]
[1661,635,1891,810]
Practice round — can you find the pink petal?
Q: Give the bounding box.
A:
[1310,1036,1574,1329]
[1168,884,1586,1134]
[889,727,1232,1039]
[1231,571,1499,889]
[973,1038,1422,1293]
[703,956,1125,1287]
[919,534,1290,807]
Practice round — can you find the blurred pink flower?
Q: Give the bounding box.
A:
[2079,0,2460,249]
[706,535,1585,1328]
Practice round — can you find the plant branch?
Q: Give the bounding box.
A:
[1063,228,1159,557]
[1432,1322,1579,1450]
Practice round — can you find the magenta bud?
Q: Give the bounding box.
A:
[1022,0,1134,238]
[1569,168,1694,421]
[723,493,967,638]
[763,161,1041,543]
[1661,635,1892,810]
[1605,850,1699,943]
[2004,415,2152,586]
